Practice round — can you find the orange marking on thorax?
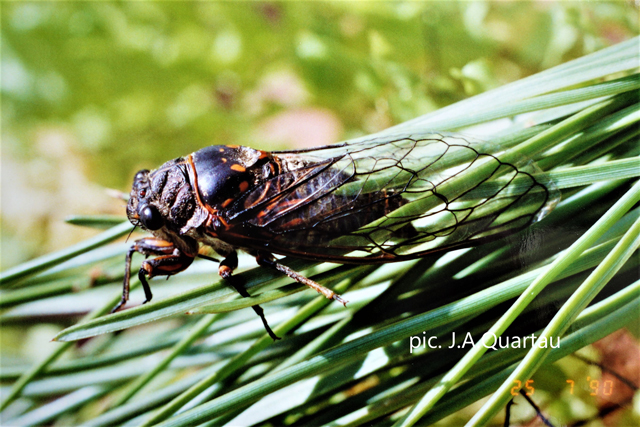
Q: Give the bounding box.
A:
[230,164,246,172]
[187,154,217,216]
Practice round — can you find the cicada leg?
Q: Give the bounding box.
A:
[255,252,348,306]
[112,238,194,313]
[216,251,280,341]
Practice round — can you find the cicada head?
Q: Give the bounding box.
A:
[127,169,165,232]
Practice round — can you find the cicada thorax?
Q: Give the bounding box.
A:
[189,145,278,213]
[147,160,198,232]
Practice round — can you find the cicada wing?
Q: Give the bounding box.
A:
[226,158,341,223]
[222,133,559,262]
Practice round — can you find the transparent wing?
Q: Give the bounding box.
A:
[220,133,559,262]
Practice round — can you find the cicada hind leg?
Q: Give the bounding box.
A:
[255,252,348,306]
[112,238,194,313]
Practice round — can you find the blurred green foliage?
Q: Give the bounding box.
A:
[1,1,637,266]
[0,4,638,425]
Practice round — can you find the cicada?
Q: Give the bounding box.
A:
[115,133,558,338]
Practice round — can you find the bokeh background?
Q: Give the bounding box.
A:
[1,1,637,270]
[1,3,639,426]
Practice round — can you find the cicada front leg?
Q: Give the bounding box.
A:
[112,238,194,313]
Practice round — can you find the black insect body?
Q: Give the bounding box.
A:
[115,133,559,338]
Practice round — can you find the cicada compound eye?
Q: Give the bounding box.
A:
[134,169,149,182]
[139,204,163,230]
